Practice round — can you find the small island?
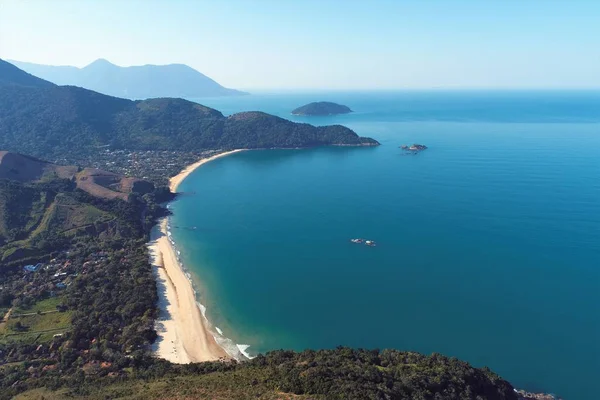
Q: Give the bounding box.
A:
[292,101,352,116]
[400,144,428,152]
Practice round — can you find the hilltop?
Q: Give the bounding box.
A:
[292,101,353,116]
[0,60,379,163]
[9,58,247,99]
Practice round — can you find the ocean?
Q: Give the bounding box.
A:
[170,91,600,399]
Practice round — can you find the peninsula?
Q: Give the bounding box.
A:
[0,59,378,164]
[292,101,353,116]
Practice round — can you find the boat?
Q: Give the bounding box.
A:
[350,238,377,246]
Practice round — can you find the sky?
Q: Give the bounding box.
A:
[1,0,599,90]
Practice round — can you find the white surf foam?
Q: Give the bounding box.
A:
[198,302,207,318]
[236,344,255,359]
[164,216,254,362]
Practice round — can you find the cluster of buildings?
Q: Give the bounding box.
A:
[22,263,43,273]
[54,149,222,185]
[18,251,110,299]
[20,260,74,296]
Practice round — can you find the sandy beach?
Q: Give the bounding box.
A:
[149,150,244,363]
[169,149,246,192]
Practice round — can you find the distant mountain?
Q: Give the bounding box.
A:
[0,60,378,162]
[9,58,248,99]
[292,101,353,116]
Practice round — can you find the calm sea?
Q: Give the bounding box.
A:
[171,91,600,399]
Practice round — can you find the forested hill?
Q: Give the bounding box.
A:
[292,101,353,116]
[0,60,378,161]
[0,59,54,88]
[9,58,247,99]
[4,347,520,399]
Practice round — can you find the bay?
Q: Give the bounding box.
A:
[171,91,600,399]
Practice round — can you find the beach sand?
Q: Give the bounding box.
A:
[149,150,245,363]
[169,149,246,193]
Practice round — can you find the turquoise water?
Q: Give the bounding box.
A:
[171,91,600,399]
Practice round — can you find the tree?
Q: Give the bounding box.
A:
[13,321,27,332]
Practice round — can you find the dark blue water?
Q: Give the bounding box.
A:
[172,91,600,399]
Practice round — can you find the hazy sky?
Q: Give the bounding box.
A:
[1,0,599,90]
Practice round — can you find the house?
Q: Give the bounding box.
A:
[23,264,39,273]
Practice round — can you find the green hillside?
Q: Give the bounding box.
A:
[6,348,517,400]
[0,60,378,163]
[0,60,53,88]
[0,176,151,266]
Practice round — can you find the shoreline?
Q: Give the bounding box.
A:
[169,149,247,192]
[149,149,246,363]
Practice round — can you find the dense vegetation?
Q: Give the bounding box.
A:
[0,175,163,266]
[5,348,518,400]
[0,60,53,88]
[0,171,172,398]
[292,101,353,116]
[0,59,378,163]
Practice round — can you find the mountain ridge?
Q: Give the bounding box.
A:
[0,60,379,163]
[0,59,54,88]
[9,58,248,99]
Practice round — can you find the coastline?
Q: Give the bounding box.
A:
[149,149,246,363]
[169,149,246,192]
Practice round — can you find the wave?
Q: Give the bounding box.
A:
[236,344,255,359]
[197,301,207,319]
[166,216,252,362]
